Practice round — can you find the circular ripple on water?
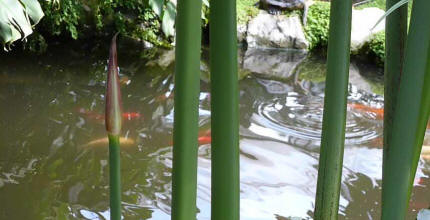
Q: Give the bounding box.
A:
[252,93,382,149]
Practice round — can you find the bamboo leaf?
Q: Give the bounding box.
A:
[162,1,176,37]
[149,0,164,17]
[19,0,44,25]
[372,0,409,30]
[0,0,44,47]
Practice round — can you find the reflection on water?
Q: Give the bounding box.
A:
[0,41,429,220]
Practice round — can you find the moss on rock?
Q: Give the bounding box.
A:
[237,0,260,24]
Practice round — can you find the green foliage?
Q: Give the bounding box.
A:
[161,2,176,37]
[237,0,259,24]
[24,32,48,53]
[0,0,44,48]
[367,31,385,64]
[29,0,212,50]
[35,0,167,46]
[39,0,81,39]
[355,0,385,9]
[304,1,330,49]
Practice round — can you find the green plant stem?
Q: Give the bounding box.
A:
[171,0,202,218]
[381,0,430,219]
[314,0,352,219]
[209,0,239,218]
[108,134,121,220]
[382,0,408,215]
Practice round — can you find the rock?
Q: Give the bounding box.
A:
[237,24,248,43]
[146,49,175,69]
[243,48,307,78]
[348,63,374,94]
[246,11,309,49]
[351,7,385,52]
[418,209,430,220]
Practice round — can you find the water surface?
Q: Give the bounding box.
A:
[0,41,429,220]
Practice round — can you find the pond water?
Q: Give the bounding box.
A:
[0,40,429,220]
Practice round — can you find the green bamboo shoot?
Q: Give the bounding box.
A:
[383,0,408,183]
[106,34,123,220]
[314,0,352,219]
[170,0,202,218]
[209,0,240,219]
[381,0,430,219]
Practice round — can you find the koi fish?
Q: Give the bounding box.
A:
[348,103,430,128]
[155,91,174,102]
[347,103,384,120]
[168,129,212,146]
[120,76,131,85]
[81,137,135,148]
[198,130,211,145]
[77,108,142,121]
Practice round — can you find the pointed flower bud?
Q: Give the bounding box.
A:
[105,33,123,135]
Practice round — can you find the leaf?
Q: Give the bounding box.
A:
[371,0,409,30]
[20,0,44,25]
[162,1,176,37]
[149,0,164,17]
[0,0,44,48]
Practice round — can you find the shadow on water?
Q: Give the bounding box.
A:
[0,40,429,220]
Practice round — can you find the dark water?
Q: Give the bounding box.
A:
[0,40,429,220]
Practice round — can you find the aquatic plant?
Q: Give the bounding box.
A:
[210,0,240,219]
[170,0,202,219]
[106,33,123,220]
[381,0,407,217]
[0,0,44,48]
[382,0,430,219]
[313,0,352,219]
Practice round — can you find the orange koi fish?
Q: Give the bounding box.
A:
[347,103,384,120]
[348,103,430,128]
[197,130,211,145]
[169,129,212,146]
[77,108,142,121]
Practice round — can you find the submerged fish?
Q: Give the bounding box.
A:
[78,108,142,121]
[168,129,212,146]
[348,103,430,128]
[198,130,211,145]
[347,103,384,120]
[82,137,135,148]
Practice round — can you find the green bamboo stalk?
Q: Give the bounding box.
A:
[106,34,123,220]
[313,0,352,219]
[382,0,408,184]
[170,0,202,218]
[381,0,430,219]
[108,135,121,220]
[209,0,239,218]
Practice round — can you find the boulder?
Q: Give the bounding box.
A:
[243,48,307,78]
[237,24,248,43]
[246,11,309,49]
[351,7,385,52]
